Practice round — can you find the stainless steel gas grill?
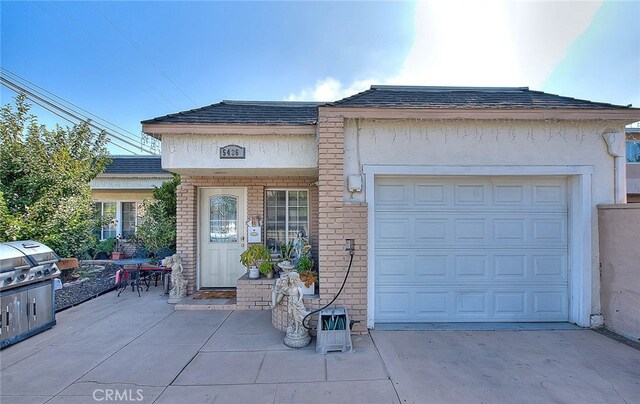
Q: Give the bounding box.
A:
[0,240,60,348]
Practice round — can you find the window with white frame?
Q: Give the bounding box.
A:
[94,201,143,240]
[627,141,640,163]
[265,190,308,253]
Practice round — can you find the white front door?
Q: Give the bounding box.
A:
[199,188,247,288]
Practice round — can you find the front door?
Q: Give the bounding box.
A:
[199,188,247,288]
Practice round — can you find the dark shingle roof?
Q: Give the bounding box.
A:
[141,101,321,125]
[142,87,636,128]
[103,156,169,175]
[330,86,633,110]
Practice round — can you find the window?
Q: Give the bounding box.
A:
[265,190,308,253]
[94,201,142,240]
[209,195,238,243]
[627,141,640,163]
[94,202,117,240]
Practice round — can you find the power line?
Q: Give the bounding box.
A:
[26,0,182,112]
[1,76,153,155]
[1,67,149,147]
[97,8,199,108]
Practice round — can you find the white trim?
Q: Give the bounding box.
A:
[364,165,593,329]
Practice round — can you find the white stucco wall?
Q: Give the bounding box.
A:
[162,134,318,176]
[344,118,627,316]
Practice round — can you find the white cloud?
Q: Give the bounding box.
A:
[285,77,374,102]
[286,0,602,101]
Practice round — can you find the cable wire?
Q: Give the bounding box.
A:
[1,77,149,155]
[1,67,147,147]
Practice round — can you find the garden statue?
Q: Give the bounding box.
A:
[163,254,187,303]
[272,271,311,348]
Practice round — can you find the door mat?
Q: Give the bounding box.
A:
[193,290,236,300]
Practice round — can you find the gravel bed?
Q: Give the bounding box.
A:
[55,262,118,312]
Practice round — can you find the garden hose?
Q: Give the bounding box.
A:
[302,251,354,331]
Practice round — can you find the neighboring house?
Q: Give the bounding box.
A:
[626,127,640,203]
[142,86,640,330]
[90,155,172,240]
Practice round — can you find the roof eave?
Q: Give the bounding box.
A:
[317,106,640,122]
[142,123,317,136]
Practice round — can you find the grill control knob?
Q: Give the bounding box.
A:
[4,277,13,284]
[18,274,26,281]
[36,270,43,277]
[43,269,50,275]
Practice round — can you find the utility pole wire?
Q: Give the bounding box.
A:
[1,77,152,155]
[26,0,182,111]
[97,9,199,107]
[1,67,146,147]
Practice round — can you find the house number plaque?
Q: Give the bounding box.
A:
[220,145,246,159]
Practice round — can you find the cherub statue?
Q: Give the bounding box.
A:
[163,254,186,303]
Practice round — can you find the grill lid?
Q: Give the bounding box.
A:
[1,240,60,268]
[0,244,31,272]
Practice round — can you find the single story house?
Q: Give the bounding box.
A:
[142,86,640,331]
[90,155,172,240]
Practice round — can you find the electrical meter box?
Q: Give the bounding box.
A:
[316,307,353,354]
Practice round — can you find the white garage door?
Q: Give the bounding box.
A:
[374,176,569,323]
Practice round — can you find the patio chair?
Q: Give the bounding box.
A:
[138,247,173,292]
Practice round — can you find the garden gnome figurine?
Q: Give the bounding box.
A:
[272,271,311,348]
[163,254,187,303]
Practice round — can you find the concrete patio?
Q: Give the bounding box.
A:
[1,288,639,404]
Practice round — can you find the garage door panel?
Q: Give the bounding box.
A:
[374,175,569,323]
[376,291,411,319]
[375,286,568,322]
[376,249,567,283]
[454,255,489,277]
[376,212,566,248]
[375,177,567,211]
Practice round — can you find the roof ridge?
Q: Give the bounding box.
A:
[222,100,323,107]
[371,85,530,92]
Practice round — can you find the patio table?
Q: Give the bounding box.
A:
[114,258,151,297]
[138,264,172,294]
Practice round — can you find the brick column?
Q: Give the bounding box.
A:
[176,178,197,295]
[317,114,368,333]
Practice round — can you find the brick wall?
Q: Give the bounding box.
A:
[176,175,318,295]
[317,115,369,333]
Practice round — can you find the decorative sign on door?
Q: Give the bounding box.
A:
[247,226,261,243]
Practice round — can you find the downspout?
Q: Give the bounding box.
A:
[602,132,627,204]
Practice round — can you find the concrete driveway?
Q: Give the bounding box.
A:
[371,329,640,404]
[1,289,639,404]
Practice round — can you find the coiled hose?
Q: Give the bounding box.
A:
[302,251,354,330]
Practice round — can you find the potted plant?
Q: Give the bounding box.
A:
[240,244,271,279]
[111,237,126,260]
[296,255,317,295]
[94,237,116,260]
[260,260,274,279]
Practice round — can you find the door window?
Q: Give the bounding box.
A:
[210,196,238,242]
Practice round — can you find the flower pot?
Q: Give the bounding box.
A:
[265,270,274,279]
[248,266,260,279]
[111,252,125,260]
[301,282,315,295]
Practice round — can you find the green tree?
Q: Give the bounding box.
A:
[135,174,180,253]
[0,95,110,257]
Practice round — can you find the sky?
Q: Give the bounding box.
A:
[1,0,639,155]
